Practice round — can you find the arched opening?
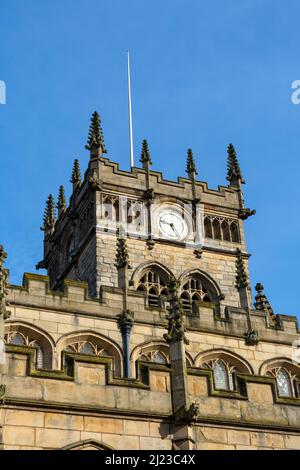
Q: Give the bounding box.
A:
[230,222,239,243]
[260,358,300,398]
[57,332,123,376]
[212,219,221,240]
[276,368,293,397]
[181,276,214,305]
[213,360,230,390]
[221,221,230,241]
[196,349,253,392]
[5,323,54,370]
[136,265,170,308]
[204,217,213,238]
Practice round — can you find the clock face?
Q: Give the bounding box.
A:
[157,211,188,240]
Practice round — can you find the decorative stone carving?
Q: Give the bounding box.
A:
[85,111,107,158]
[164,277,189,345]
[193,249,202,259]
[118,309,135,335]
[226,143,245,187]
[0,245,10,319]
[115,234,130,269]
[239,208,256,220]
[235,249,248,290]
[41,194,56,233]
[140,139,152,169]
[70,159,82,189]
[186,148,198,179]
[174,402,200,425]
[143,188,155,202]
[245,329,260,346]
[254,283,274,317]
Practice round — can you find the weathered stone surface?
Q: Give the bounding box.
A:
[2,150,300,451]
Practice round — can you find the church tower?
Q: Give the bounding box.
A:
[37,112,256,316]
[1,111,299,451]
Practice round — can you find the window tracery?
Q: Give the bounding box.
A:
[180,275,215,314]
[6,331,46,369]
[65,341,111,357]
[267,367,296,398]
[202,358,236,391]
[139,350,169,364]
[137,269,169,307]
[204,216,240,243]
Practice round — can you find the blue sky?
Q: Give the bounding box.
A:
[0,0,299,317]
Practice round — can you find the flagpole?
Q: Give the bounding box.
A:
[127,51,134,168]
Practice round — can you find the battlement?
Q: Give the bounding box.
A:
[7,273,300,344]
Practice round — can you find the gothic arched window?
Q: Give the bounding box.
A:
[230,222,239,243]
[221,221,231,241]
[180,274,216,315]
[212,219,221,240]
[213,360,229,390]
[202,359,236,391]
[267,367,295,398]
[137,268,169,307]
[204,217,213,238]
[7,332,46,369]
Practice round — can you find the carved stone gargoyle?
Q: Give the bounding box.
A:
[245,329,260,346]
[174,402,200,425]
[239,208,256,220]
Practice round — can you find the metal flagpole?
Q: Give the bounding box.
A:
[127,51,134,168]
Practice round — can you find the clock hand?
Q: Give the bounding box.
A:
[170,223,180,239]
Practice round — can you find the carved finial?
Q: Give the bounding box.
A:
[85,111,107,158]
[115,230,130,269]
[254,283,274,317]
[41,194,56,233]
[140,139,152,169]
[70,159,81,189]
[235,249,248,290]
[0,245,11,319]
[186,148,197,178]
[56,186,66,214]
[226,143,245,187]
[164,276,189,345]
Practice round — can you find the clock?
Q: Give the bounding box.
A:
[157,210,188,240]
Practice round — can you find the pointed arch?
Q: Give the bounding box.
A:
[178,269,222,300]
[56,330,124,376]
[130,340,193,376]
[212,218,221,239]
[5,321,55,369]
[61,439,115,450]
[204,217,213,238]
[221,220,230,241]
[230,222,240,243]
[130,261,174,288]
[194,348,253,374]
[259,357,300,377]
[132,262,173,308]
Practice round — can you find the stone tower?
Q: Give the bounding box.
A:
[1,112,299,450]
